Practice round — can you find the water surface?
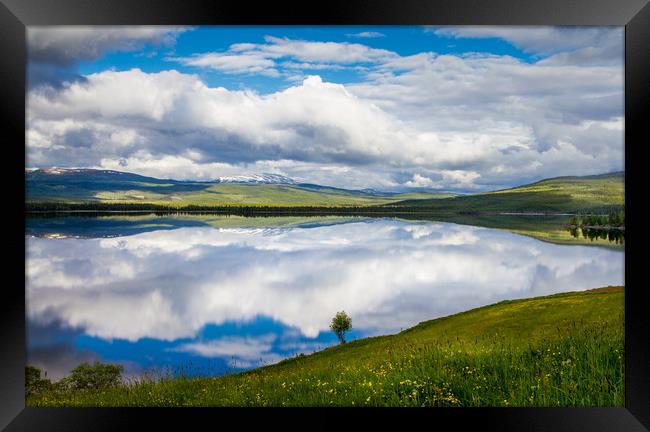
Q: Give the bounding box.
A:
[26,215,624,379]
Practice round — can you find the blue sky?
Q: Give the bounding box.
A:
[76,26,537,94]
[26,26,624,192]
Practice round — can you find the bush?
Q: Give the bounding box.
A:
[25,365,52,396]
[330,311,352,344]
[67,362,124,390]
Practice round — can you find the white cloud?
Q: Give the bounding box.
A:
[171,52,280,77]
[251,35,396,64]
[173,334,276,359]
[405,174,436,188]
[281,61,347,71]
[27,29,624,191]
[166,35,396,77]
[429,26,622,56]
[28,70,449,175]
[28,26,190,64]
[99,153,238,180]
[404,170,481,189]
[347,51,623,187]
[346,31,386,38]
[440,169,481,186]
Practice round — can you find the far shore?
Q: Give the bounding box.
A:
[25,208,584,217]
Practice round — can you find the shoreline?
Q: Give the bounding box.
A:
[25,209,583,217]
[567,224,625,231]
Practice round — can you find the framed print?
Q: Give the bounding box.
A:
[1,0,649,430]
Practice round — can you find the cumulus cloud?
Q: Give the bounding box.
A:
[405,174,436,188]
[430,26,623,57]
[441,170,481,186]
[171,334,284,367]
[28,26,190,65]
[405,170,482,189]
[27,26,190,87]
[430,26,624,68]
[26,27,624,191]
[28,58,623,190]
[243,35,395,63]
[173,334,276,358]
[167,35,396,78]
[28,70,441,175]
[171,52,280,77]
[348,52,623,188]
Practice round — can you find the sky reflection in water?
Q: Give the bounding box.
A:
[26,217,624,379]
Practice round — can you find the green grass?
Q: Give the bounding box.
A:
[27,181,455,207]
[26,170,624,214]
[392,172,624,214]
[27,286,624,407]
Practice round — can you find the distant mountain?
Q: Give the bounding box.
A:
[26,168,166,183]
[25,168,296,186]
[215,173,296,185]
[27,168,621,213]
[25,168,454,207]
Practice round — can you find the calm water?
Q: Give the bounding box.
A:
[25,215,624,379]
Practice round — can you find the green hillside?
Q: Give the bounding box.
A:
[26,169,625,214]
[391,172,624,214]
[26,169,454,207]
[27,286,624,407]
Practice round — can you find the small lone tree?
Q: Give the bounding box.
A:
[330,310,352,344]
[67,362,124,390]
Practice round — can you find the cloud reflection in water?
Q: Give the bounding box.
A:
[26,218,624,377]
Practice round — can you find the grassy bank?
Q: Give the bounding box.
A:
[391,172,624,214]
[27,286,624,407]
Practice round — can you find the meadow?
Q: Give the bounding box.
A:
[26,170,623,215]
[26,174,454,207]
[26,287,624,407]
[392,172,624,214]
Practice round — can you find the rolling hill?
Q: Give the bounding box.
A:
[25,168,454,207]
[389,172,624,214]
[26,286,624,407]
[25,169,624,214]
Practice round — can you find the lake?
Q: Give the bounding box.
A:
[25,214,624,380]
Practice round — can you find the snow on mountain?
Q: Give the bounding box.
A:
[27,168,127,176]
[26,168,296,185]
[215,173,296,185]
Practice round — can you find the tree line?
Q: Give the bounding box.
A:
[568,210,625,229]
[25,201,458,216]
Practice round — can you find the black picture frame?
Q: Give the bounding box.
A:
[1,0,648,430]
